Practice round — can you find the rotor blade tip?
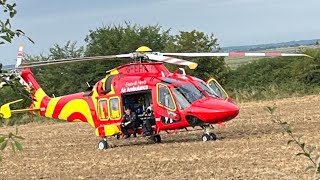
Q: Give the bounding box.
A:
[188,63,198,69]
[305,54,313,58]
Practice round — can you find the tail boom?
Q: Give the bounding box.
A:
[18,68,98,128]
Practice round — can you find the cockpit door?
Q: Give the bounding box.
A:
[156,83,181,125]
[207,78,229,101]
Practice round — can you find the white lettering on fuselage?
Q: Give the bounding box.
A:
[121,80,148,93]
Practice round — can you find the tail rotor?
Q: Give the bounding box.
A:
[0,44,29,89]
[15,44,24,68]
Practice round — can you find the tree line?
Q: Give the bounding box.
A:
[1,23,320,110]
[21,24,227,97]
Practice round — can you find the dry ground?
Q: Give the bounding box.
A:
[0,95,320,180]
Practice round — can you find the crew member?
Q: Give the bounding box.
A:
[146,103,153,113]
[121,107,138,139]
[142,103,154,136]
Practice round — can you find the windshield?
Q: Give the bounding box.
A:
[172,88,190,110]
[172,84,205,109]
[197,82,219,98]
[208,81,227,99]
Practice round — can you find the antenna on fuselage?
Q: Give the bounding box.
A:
[161,71,165,77]
[85,82,93,92]
[179,68,186,75]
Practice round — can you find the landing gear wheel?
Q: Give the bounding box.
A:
[98,140,109,150]
[202,134,211,142]
[209,133,217,141]
[116,135,120,140]
[152,135,161,143]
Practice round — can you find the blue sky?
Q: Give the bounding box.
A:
[1,0,320,65]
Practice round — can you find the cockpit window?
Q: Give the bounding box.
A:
[208,81,227,100]
[173,84,205,105]
[197,82,219,98]
[172,88,191,110]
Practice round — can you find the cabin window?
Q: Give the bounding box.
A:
[98,99,108,120]
[109,97,120,119]
[157,84,175,110]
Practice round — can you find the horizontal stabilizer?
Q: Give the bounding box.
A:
[0,99,40,119]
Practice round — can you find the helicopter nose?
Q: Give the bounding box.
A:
[186,98,239,123]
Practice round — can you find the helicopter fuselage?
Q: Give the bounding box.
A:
[19,62,239,138]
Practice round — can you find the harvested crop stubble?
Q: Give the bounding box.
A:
[0,95,320,179]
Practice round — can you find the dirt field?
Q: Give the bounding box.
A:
[0,95,320,180]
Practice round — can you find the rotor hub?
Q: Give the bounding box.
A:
[135,46,152,53]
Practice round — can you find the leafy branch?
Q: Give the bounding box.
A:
[0,0,34,45]
[0,72,28,162]
[0,123,24,161]
[264,106,320,179]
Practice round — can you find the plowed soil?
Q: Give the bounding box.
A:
[1,95,320,180]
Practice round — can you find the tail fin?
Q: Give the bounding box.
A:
[20,68,50,109]
[15,44,50,110]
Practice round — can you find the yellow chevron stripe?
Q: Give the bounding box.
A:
[45,97,62,118]
[91,89,99,115]
[58,99,95,127]
[33,88,47,116]
[33,88,47,108]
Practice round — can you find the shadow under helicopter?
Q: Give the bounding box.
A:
[103,123,286,148]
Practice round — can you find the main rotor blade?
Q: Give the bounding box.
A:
[146,54,198,69]
[161,52,312,58]
[17,54,131,69]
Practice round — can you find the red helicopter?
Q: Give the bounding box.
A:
[0,45,310,149]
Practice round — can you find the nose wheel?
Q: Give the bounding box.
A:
[202,125,217,142]
[150,134,162,143]
[98,137,109,150]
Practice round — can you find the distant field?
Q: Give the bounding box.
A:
[225,45,320,69]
